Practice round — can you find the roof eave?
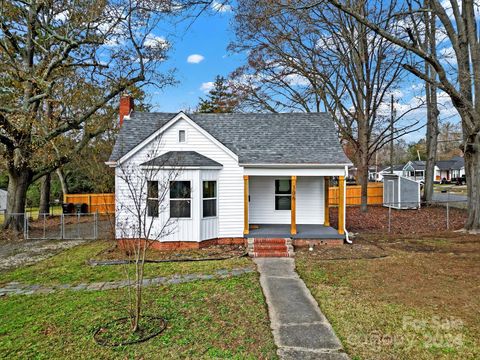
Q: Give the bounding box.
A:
[240,162,353,168]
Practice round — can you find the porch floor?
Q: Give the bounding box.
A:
[246,224,345,239]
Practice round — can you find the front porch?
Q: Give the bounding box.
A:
[243,174,347,240]
[246,223,345,239]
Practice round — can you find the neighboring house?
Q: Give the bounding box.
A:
[435,156,465,182]
[377,165,404,181]
[107,96,352,251]
[382,157,465,184]
[348,166,378,183]
[0,189,6,211]
[403,160,426,182]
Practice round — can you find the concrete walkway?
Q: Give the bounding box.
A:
[254,258,349,360]
[0,267,254,297]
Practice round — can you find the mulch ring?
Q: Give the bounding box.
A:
[329,205,467,235]
[93,243,247,263]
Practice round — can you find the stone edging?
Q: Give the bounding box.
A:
[0,267,255,297]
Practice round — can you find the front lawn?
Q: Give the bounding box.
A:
[0,274,277,359]
[296,233,480,360]
[0,240,253,286]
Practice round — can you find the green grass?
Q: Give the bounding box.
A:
[0,241,254,286]
[0,274,277,359]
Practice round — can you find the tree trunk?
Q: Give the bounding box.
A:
[464,133,480,230]
[423,80,439,203]
[422,1,439,204]
[4,169,32,232]
[39,173,51,215]
[56,168,68,198]
[357,160,369,213]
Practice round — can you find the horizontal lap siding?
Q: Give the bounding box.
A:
[249,176,324,225]
[115,118,244,241]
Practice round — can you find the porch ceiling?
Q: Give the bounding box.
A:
[246,224,344,239]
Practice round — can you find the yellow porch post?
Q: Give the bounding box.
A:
[291,176,297,235]
[324,177,330,227]
[243,175,249,235]
[338,176,345,235]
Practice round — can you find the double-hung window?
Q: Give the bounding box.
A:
[275,179,291,210]
[147,181,159,217]
[170,181,191,218]
[202,181,217,217]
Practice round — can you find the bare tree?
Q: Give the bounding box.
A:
[115,138,183,332]
[0,0,179,230]
[231,0,422,212]
[324,0,480,229]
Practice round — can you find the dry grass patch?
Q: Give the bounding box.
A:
[296,233,480,360]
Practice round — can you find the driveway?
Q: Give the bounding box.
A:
[0,239,87,271]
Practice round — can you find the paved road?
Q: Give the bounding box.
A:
[432,192,468,202]
[254,258,349,360]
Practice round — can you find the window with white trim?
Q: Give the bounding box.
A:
[179,130,186,143]
[275,179,291,210]
[202,181,217,217]
[147,181,159,217]
[170,181,191,218]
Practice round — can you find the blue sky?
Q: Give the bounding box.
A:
[142,5,460,144]
[148,7,240,112]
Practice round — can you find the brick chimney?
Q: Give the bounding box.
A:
[119,94,134,127]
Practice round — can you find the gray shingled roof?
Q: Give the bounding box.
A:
[436,158,464,170]
[109,112,351,165]
[141,151,222,168]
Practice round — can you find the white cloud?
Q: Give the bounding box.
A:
[187,54,205,64]
[212,1,232,12]
[200,81,215,93]
[144,34,169,50]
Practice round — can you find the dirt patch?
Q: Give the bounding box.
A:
[296,243,388,260]
[330,205,467,234]
[93,243,247,262]
[0,239,87,271]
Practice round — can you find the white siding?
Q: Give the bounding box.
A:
[200,170,219,240]
[115,116,244,241]
[249,176,324,225]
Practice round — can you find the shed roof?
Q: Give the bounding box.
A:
[109,112,351,166]
[141,151,222,168]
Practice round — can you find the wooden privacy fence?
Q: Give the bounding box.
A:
[329,183,383,206]
[63,193,115,214]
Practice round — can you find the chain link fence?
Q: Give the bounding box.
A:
[1,212,114,240]
[383,199,468,234]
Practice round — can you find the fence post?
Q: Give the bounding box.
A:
[446,190,450,230]
[24,214,28,240]
[61,213,64,239]
[95,211,98,240]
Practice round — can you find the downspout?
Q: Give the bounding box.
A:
[344,165,352,244]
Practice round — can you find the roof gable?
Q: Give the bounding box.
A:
[109,112,351,166]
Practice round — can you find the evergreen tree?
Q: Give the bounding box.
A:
[197,76,239,113]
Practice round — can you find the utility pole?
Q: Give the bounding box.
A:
[390,94,395,174]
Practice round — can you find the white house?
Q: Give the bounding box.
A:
[377,164,404,181]
[107,96,352,256]
[379,157,465,184]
